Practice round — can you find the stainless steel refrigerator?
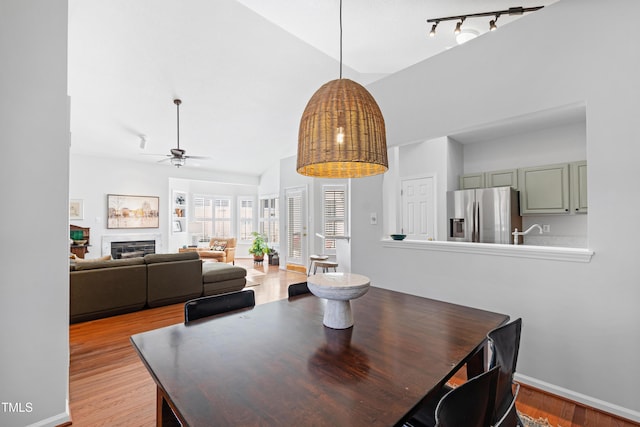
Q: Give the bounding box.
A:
[447,186,521,244]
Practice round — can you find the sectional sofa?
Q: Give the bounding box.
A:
[69,252,247,323]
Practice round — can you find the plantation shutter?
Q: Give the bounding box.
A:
[287,193,302,259]
[193,196,213,239]
[239,198,253,241]
[323,186,346,250]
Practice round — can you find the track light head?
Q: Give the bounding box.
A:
[429,23,438,37]
[490,13,500,31]
[454,18,464,35]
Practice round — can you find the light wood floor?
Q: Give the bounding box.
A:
[68,259,638,427]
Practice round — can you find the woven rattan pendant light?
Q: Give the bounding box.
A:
[297,0,388,178]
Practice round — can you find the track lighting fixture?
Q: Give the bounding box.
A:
[429,22,438,37]
[454,18,465,35]
[489,14,500,31]
[426,6,543,38]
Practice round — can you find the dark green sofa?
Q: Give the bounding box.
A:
[69,252,203,323]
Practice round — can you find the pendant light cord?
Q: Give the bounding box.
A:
[339,0,343,79]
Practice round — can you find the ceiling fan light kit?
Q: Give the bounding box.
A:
[151,98,209,168]
[297,0,388,179]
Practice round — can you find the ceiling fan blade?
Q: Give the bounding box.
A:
[185,155,210,159]
[157,157,171,163]
[141,153,169,157]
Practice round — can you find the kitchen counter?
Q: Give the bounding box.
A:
[382,239,594,263]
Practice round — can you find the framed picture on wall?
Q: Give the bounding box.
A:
[173,220,182,232]
[107,194,159,229]
[69,199,84,220]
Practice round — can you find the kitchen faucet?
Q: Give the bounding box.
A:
[512,224,543,245]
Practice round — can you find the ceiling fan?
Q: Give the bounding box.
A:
[157,99,209,168]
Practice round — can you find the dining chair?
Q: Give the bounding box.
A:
[287,282,310,298]
[184,289,255,323]
[434,365,499,427]
[488,318,523,427]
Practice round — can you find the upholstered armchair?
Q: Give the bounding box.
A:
[197,237,236,264]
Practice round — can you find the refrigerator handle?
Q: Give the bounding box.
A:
[472,201,477,242]
[476,201,481,243]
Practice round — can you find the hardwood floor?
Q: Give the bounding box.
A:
[69,259,305,426]
[68,259,638,426]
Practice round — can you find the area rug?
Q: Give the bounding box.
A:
[244,280,261,288]
[245,272,266,285]
[520,413,556,427]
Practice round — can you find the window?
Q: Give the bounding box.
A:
[238,197,255,242]
[323,185,347,251]
[259,196,279,246]
[193,195,232,239]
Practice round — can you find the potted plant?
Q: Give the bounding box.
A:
[248,232,269,262]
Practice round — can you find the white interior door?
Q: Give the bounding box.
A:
[285,187,307,267]
[401,176,435,240]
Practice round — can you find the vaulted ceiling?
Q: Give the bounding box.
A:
[68,0,558,177]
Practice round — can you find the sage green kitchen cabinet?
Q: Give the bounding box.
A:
[485,169,518,189]
[571,161,588,213]
[460,173,484,189]
[519,163,570,214]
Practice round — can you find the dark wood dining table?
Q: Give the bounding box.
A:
[130,286,509,427]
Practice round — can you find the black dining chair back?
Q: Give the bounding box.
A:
[288,282,310,298]
[488,318,523,427]
[184,290,255,323]
[434,365,499,427]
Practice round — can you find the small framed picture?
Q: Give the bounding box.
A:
[70,199,84,220]
[173,220,182,232]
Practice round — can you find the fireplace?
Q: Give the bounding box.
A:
[111,240,156,259]
[102,233,163,258]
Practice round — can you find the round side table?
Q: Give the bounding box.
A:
[307,273,370,329]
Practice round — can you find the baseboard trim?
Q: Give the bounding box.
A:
[286,264,306,274]
[25,410,71,427]
[515,373,640,423]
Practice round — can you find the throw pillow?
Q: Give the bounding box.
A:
[211,240,227,251]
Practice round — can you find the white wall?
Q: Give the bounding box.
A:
[355,0,640,420]
[0,1,70,426]
[258,162,280,196]
[70,154,258,259]
[397,137,449,240]
[461,121,586,173]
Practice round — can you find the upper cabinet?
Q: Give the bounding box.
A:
[519,163,570,214]
[486,169,518,189]
[459,173,484,189]
[570,161,588,213]
[461,161,586,215]
[461,169,518,190]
